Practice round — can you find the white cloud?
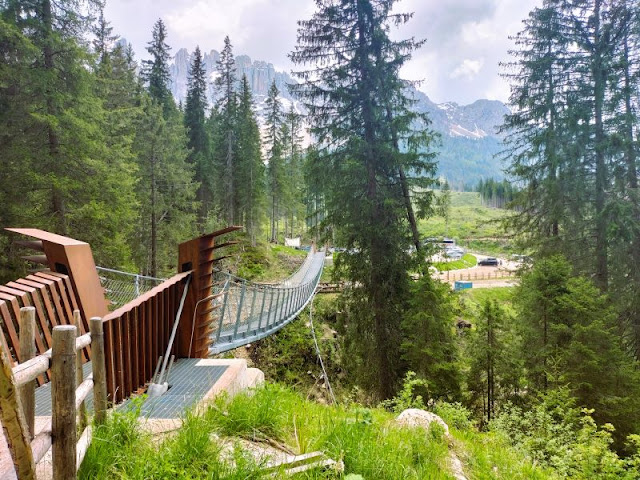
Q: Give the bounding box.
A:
[461,21,497,44]
[165,0,267,46]
[105,0,544,104]
[450,59,484,80]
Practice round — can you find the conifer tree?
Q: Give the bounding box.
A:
[138,20,197,275]
[291,0,437,398]
[282,105,305,238]
[236,74,265,245]
[184,46,211,229]
[0,0,137,267]
[264,81,285,243]
[142,19,174,115]
[213,36,238,224]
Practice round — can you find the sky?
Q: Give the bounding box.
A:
[104,0,542,105]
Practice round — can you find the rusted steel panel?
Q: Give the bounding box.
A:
[6,229,109,324]
[177,226,241,358]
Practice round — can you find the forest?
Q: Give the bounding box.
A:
[4,0,640,477]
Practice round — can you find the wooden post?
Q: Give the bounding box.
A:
[73,311,87,431]
[52,325,77,480]
[90,317,107,424]
[19,307,36,440]
[0,334,35,479]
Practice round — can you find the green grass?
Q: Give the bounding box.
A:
[80,384,553,479]
[81,385,454,479]
[234,238,309,282]
[458,286,516,319]
[420,192,513,255]
[434,253,477,271]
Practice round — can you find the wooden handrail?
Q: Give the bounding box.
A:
[0,308,108,480]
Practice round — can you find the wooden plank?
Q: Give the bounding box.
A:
[157,290,163,370]
[28,275,66,329]
[103,320,116,403]
[131,307,140,391]
[168,285,175,357]
[113,317,124,403]
[138,302,146,388]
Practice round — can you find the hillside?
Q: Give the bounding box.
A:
[419,191,512,255]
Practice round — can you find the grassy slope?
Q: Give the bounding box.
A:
[231,238,308,282]
[419,192,513,256]
[434,253,477,271]
[80,384,551,480]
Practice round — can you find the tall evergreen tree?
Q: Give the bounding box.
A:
[184,46,211,229]
[236,74,265,245]
[213,35,238,224]
[282,105,305,238]
[264,81,285,243]
[0,0,137,268]
[137,20,196,275]
[133,98,198,276]
[291,0,437,398]
[142,19,174,115]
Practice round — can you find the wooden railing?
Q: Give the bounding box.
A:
[0,307,107,480]
[102,271,191,403]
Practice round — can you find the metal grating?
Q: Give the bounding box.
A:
[119,359,228,419]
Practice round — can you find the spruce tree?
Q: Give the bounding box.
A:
[264,81,285,243]
[213,36,238,224]
[291,0,437,398]
[184,46,211,229]
[236,74,265,245]
[0,0,137,268]
[142,19,174,115]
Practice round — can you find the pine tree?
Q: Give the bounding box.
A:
[264,81,284,243]
[291,0,437,398]
[0,0,137,268]
[236,74,265,245]
[142,19,174,116]
[282,105,305,238]
[133,98,198,276]
[138,21,197,275]
[184,46,211,229]
[214,36,238,224]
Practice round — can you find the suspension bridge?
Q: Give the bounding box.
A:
[97,244,325,355]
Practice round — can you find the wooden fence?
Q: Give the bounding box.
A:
[0,307,107,480]
[440,269,517,282]
[102,271,191,404]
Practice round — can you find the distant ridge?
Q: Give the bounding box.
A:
[169,48,509,187]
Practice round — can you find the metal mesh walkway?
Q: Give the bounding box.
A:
[209,249,325,354]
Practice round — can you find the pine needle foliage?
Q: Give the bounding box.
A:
[290,0,438,399]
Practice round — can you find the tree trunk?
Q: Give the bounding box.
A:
[593,0,609,291]
[151,154,158,277]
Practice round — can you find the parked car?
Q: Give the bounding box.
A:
[478,257,499,266]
